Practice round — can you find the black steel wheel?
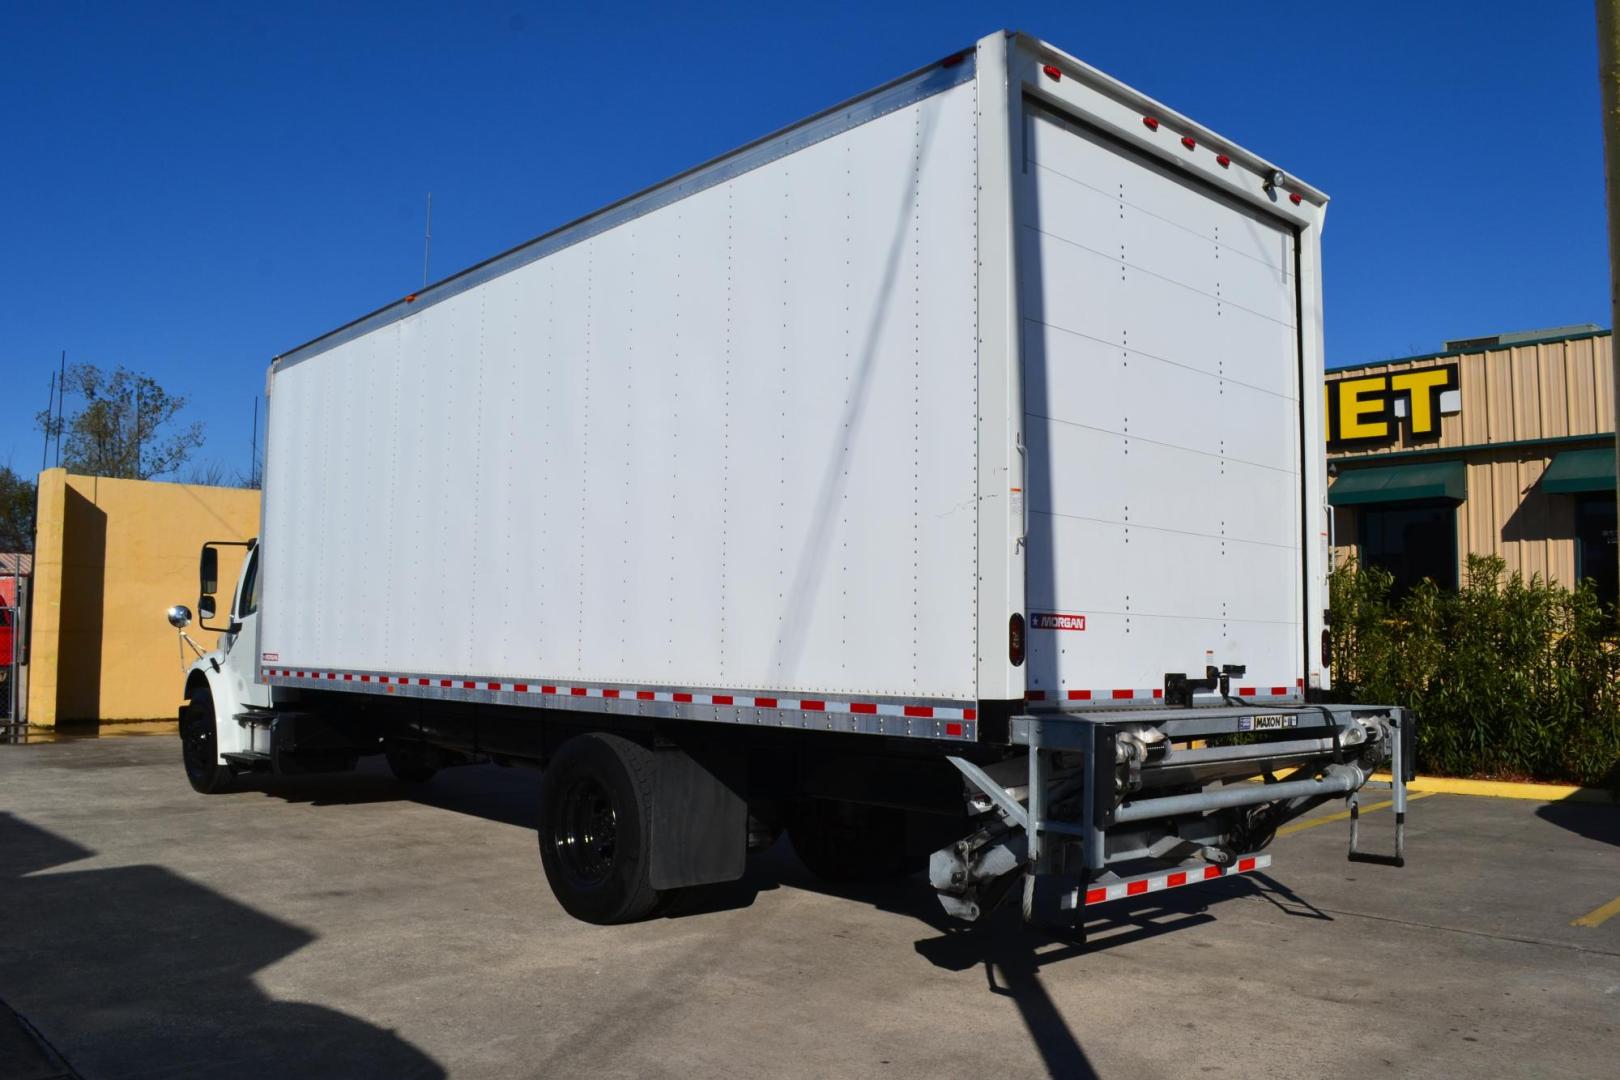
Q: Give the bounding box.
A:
[552,775,618,888]
[180,685,233,794]
[537,733,663,924]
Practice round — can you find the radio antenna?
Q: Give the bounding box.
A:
[422,192,433,287]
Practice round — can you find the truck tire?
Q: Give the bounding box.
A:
[786,799,919,883]
[537,733,663,924]
[180,685,234,795]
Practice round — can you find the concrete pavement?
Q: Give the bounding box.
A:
[1,733,1615,1079]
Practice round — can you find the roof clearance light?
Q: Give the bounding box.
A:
[1216,153,1231,168]
[1289,192,1303,205]
[941,51,967,68]
[1181,136,1196,150]
[1142,116,1159,131]
[1042,64,1062,81]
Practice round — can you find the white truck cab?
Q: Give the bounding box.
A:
[168,540,271,791]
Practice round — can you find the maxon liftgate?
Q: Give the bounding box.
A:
[931,697,1412,933]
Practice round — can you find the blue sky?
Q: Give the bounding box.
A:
[0,2,1608,479]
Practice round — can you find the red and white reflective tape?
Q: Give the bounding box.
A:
[1027,680,1305,704]
[260,668,976,736]
[1236,681,1306,698]
[1076,853,1271,908]
[1027,688,1165,703]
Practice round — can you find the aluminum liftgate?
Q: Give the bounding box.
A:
[932,704,1413,935]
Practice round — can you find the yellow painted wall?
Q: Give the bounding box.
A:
[27,469,261,727]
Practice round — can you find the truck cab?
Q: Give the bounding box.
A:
[169,539,270,791]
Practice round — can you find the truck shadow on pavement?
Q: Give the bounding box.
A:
[1535,790,1620,848]
[235,757,540,830]
[228,762,1330,1080]
[0,811,445,1080]
[734,847,1325,1080]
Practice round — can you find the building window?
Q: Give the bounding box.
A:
[1358,503,1458,595]
[1575,494,1617,607]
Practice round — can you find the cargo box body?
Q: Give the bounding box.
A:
[258,32,1329,744]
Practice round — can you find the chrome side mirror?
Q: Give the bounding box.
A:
[167,604,193,629]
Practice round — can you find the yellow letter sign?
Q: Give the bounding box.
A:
[1325,363,1458,450]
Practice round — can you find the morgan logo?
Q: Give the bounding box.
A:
[261,652,279,662]
[1030,612,1086,631]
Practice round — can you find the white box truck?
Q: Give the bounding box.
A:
[168,31,1411,931]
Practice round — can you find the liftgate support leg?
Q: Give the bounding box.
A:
[1020,718,1081,934]
[1347,709,1408,868]
[1020,718,1114,940]
[1021,720,1051,924]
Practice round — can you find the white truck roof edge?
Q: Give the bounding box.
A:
[270,42,984,375]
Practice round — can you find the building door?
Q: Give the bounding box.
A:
[1575,493,1617,606]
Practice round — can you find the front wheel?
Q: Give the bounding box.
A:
[179,685,233,794]
[537,733,664,924]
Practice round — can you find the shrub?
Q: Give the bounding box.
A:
[1328,555,1620,790]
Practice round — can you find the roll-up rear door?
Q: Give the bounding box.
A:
[1017,106,1305,705]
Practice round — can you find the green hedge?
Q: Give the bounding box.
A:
[1328,555,1620,790]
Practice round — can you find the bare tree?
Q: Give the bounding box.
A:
[36,364,205,480]
[184,461,232,487]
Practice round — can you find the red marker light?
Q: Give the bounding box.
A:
[1142,116,1159,131]
[941,51,966,68]
[1042,64,1062,81]
[405,294,418,303]
[1181,136,1196,150]
[1216,153,1230,168]
[1289,192,1303,205]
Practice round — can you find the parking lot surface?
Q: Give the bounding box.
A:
[1,733,1616,1080]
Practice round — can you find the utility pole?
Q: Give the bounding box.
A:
[1600,0,1620,600]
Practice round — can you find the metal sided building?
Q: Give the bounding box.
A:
[1325,325,1617,601]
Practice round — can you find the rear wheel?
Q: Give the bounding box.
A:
[537,733,663,924]
[786,798,919,883]
[179,685,233,794]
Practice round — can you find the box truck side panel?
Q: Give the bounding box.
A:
[1017,105,1305,702]
[262,73,982,707]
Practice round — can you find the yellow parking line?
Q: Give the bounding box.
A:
[1276,791,1436,838]
[1572,895,1620,929]
[1369,773,1615,804]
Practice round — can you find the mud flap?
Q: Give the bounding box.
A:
[649,744,747,890]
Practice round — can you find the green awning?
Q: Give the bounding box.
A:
[1541,447,1617,495]
[1329,461,1467,506]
